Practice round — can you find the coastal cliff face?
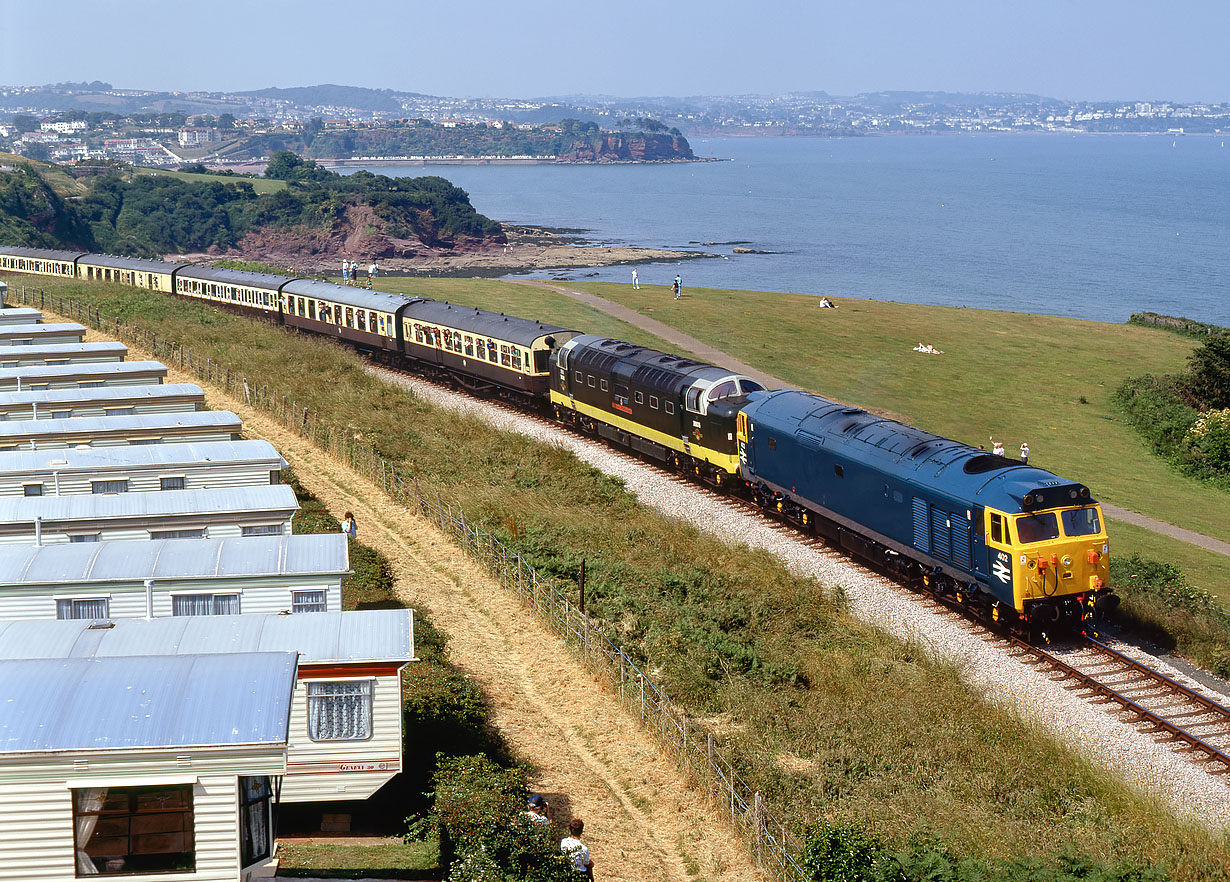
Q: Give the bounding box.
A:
[557,133,695,162]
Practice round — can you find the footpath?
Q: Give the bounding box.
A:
[511,280,1230,560]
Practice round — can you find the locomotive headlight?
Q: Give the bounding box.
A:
[1080,488,1089,498]
[1062,556,1072,567]
[1069,489,1078,499]
[1023,494,1033,505]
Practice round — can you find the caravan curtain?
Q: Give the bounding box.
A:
[306,681,372,741]
[239,777,271,866]
[74,788,108,875]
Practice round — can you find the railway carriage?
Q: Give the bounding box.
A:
[173,265,287,319]
[738,389,1113,629]
[402,300,577,398]
[0,247,84,278]
[281,279,412,351]
[550,334,765,480]
[76,254,186,292]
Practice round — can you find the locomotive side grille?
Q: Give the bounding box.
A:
[952,520,972,568]
[931,508,951,559]
[912,497,930,552]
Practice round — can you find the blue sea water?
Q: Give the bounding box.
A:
[349,135,1230,326]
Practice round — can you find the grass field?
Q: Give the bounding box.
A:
[11,271,1230,880]
[275,839,437,878]
[132,166,287,195]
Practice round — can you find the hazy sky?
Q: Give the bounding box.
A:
[1,0,1226,103]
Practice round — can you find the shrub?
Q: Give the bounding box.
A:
[422,754,573,882]
[1185,408,1230,470]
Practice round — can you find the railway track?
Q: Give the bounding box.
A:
[374,361,1230,783]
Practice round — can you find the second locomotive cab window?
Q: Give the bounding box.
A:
[1017,512,1060,544]
[635,391,644,404]
[990,513,1006,544]
[1061,507,1101,536]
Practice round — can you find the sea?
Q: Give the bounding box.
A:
[345,134,1230,327]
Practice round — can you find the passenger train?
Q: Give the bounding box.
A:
[0,245,1116,633]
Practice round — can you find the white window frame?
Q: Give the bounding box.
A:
[305,678,375,742]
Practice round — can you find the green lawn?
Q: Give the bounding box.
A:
[133,166,287,195]
[276,839,438,879]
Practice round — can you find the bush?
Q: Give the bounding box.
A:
[1185,408,1230,470]
[422,754,573,882]
[801,823,1171,882]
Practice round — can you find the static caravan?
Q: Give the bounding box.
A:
[0,653,295,882]
[0,610,417,804]
[0,439,286,497]
[0,340,128,368]
[0,410,242,451]
[0,322,87,346]
[0,482,299,545]
[0,533,347,620]
[0,307,43,325]
[0,359,167,392]
[76,254,187,293]
[0,382,205,421]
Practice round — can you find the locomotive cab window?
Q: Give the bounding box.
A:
[685,387,703,413]
[1061,507,1101,537]
[587,375,596,387]
[1016,512,1060,544]
[600,379,608,391]
[649,395,659,409]
[575,370,584,384]
[989,513,1008,544]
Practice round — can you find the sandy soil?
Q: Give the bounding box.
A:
[72,318,761,882]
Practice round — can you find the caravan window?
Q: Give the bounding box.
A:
[73,785,195,874]
[307,680,373,741]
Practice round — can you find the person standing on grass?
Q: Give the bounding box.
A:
[341,258,349,284]
[673,274,682,299]
[631,267,639,289]
[340,512,357,539]
[561,818,593,879]
[1020,441,1030,464]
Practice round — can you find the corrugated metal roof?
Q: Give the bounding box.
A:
[76,255,188,273]
[0,483,298,524]
[0,610,414,664]
[281,279,414,313]
[0,533,348,585]
[176,265,291,289]
[0,410,240,441]
[0,322,87,336]
[0,247,86,261]
[0,308,44,324]
[0,382,202,406]
[405,300,573,346]
[0,438,284,474]
[0,360,167,382]
[0,653,296,752]
[0,341,128,359]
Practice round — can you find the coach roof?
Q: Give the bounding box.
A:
[76,254,189,273]
[176,265,292,289]
[282,279,416,313]
[405,300,573,346]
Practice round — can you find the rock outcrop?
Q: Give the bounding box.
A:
[556,133,695,163]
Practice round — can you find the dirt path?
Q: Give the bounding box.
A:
[73,318,761,882]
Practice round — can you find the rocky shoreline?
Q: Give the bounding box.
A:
[169,224,716,278]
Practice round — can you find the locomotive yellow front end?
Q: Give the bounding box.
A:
[985,495,1113,629]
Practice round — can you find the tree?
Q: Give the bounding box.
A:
[1184,334,1230,410]
[11,115,39,134]
[218,114,236,130]
[23,143,51,161]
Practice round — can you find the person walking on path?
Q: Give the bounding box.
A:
[673,274,682,300]
[1020,442,1030,464]
[341,258,349,284]
[560,818,593,879]
[631,268,639,289]
[340,511,357,539]
[350,261,360,286]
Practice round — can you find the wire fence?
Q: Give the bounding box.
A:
[15,284,809,882]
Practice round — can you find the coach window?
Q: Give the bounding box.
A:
[634,391,644,405]
[298,297,306,316]
[307,300,316,320]
[414,326,424,343]
[345,308,354,328]
[464,336,474,356]
[512,348,522,370]
[369,311,378,330]
[500,345,511,367]
[487,340,498,362]
[356,310,367,331]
